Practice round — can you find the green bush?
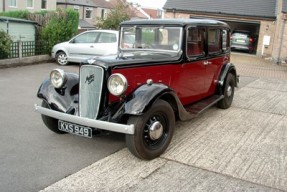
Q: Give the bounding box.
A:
[0,9,78,56]
[40,9,79,53]
[0,10,30,19]
[0,30,13,59]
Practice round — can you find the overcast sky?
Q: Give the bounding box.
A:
[126,0,167,9]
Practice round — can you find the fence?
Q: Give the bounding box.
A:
[0,41,49,60]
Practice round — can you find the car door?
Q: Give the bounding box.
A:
[176,27,207,105]
[93,32,118,56]
[67,31,100,60]
[205,28,230,95]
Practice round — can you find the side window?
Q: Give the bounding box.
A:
[41,0,47,9]
[73,32,99,43]
[222,29,230,52]
[186,27,205,57]
[97,33,117,43]
[208,29,221,54]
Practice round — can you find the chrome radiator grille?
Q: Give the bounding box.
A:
[79,65,104,119]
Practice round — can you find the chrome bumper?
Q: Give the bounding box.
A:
[34,104,135,135]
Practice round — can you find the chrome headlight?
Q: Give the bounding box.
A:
[108,73,128,96]
[50,69,67,88]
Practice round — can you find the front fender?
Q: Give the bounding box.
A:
[37,73,79,113]
[124,83,173,115]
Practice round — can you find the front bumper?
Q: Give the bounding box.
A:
[34,104,135,135]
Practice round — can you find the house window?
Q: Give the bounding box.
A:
[74,5,79,11]
[85,8,93,19]
[101,9,107,20]
[9,0,17,7]
[27,0,33,8]
[41,0,47,9]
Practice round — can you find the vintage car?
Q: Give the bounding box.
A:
[35,19,238,160]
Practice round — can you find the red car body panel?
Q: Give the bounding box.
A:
[110,53,229,105]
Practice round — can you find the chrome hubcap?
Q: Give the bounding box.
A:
[227,85,232,97]
[149,121,163,140]
[58,54,67,65]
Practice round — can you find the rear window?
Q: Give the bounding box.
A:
[232,32,251,38]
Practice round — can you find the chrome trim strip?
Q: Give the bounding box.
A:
[34,104,135,135]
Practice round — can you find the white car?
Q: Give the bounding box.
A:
[51,30,119,65]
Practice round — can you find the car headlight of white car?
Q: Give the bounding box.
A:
[108,73,128,96]
[50,69,67,89]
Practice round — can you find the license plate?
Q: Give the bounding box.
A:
[236,39,245,43]
[58,120,92,138]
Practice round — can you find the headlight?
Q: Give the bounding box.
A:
[108,73,128,96]
[50,69,67,88]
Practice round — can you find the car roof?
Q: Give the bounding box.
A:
[83,30,118,34]
[121,19,230,28]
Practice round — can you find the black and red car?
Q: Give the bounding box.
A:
[35,19,238,160]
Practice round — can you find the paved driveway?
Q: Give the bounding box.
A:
[41,54,287,191]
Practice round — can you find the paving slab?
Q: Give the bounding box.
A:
[234,79,287,115]
[163,108,287,191]
[41,148,282,192]
[126,160,281,192]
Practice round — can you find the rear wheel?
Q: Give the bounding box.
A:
[41,101,66,134]
[217,73,235,109]
[126,99,175,160]
[56,51,68,65]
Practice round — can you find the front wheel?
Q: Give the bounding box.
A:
[55,51,69,65]
[217,73,235,109]
[41,101,66,134]
[126,99,175,160]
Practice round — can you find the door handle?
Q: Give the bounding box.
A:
[203,61,212,65]
[90,46,94,48]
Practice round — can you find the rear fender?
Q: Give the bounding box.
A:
[217,63,238,94]
[37,73,79,113]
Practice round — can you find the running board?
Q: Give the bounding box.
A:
[184,95,224,117]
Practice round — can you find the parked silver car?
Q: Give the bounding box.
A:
[51,30,119,65]
[231,30,257,54]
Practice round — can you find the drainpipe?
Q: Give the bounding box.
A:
[3,0,5,12]
[6,19,9,34]
[172,8,176,18]
[277,17,286,64]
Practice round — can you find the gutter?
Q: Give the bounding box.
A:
[164,8,277,21]
[277,16,286,64]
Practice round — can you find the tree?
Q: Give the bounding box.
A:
[96,2,132,30]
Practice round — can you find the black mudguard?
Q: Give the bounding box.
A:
[37,73,79,113]
[123,83,174,115]
[217,63,238,95]
[219,63,238,86]
[119,83,193,121]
